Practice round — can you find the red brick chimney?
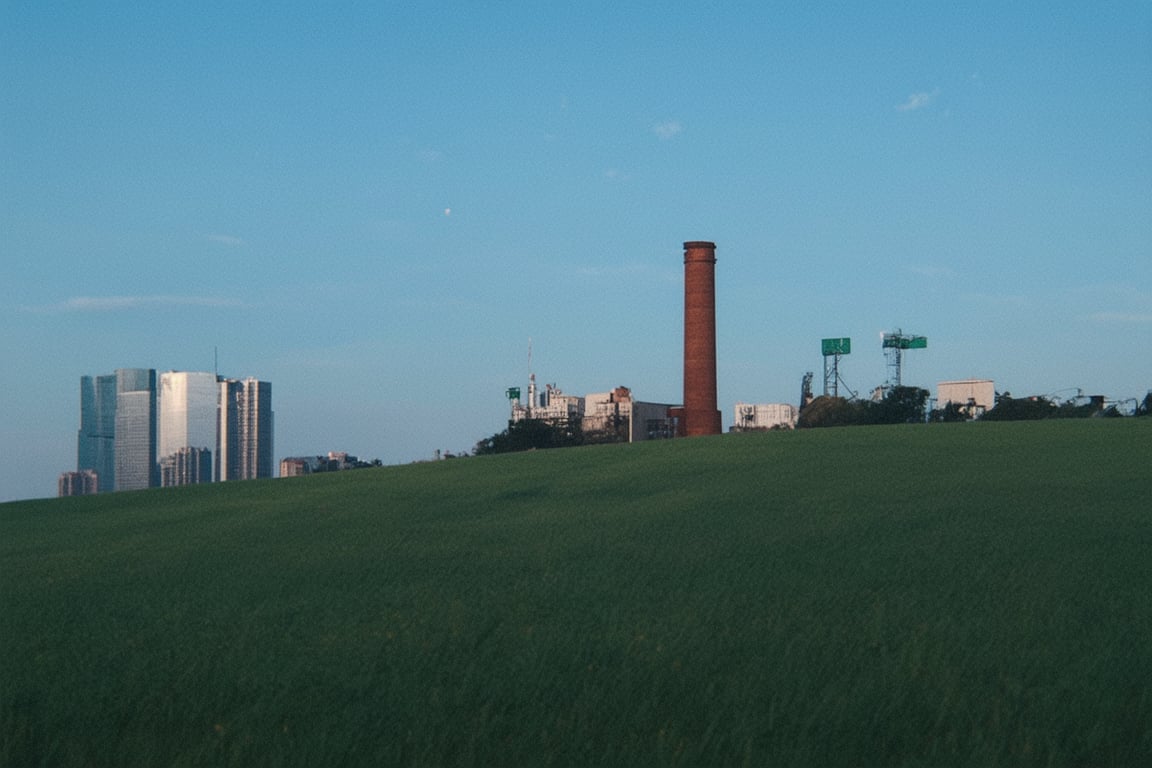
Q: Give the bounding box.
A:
[682,241,721,436]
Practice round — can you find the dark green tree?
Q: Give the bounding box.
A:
[982,392,1058,421]
[865,386,930,425]
[796,396,864,429]
[473,419,584,455]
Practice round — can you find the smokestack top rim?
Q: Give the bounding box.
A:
[683,241,716,250]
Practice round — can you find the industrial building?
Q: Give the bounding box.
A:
[280,452,376,477]
[510,375,585,428]
[937,379,996,419]
[731,403,798,431]
[584,387,679,441]
[509,379,678,443]
[501,240,719,443]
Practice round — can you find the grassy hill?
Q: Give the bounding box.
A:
[3,419,1150,766]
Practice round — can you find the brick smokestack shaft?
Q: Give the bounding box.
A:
[683,241,722,436]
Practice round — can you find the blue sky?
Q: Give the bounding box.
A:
[3,2,1150,501]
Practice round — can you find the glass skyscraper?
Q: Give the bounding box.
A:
[158,371,218,482]
[217,377,274,481]
[114,368,158,491]
[77,373,117,492]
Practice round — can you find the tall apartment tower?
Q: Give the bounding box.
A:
[159,371,219,482]
[160,447,213,487]
[114,368,158,491]
[78,373,117,492]
[59,469,99,497]
[682,241,722,436]
[217,377,274,481]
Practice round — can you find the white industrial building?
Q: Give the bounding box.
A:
[584,387,678,441]
[937,379,996,419]
[510,377,678,442]
[731,402,798,431]
[511,376,584,426]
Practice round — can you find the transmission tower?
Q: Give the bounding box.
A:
[821,337,854,398]
[882,330,927,389]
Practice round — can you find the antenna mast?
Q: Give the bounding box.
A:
[881,330,928,390]
[821,337,853,398]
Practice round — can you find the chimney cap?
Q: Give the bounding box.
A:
[683,241,716,250]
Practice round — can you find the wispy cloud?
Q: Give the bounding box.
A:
[653,120,683,140]
[29,295,249,313]
[896,89,940,112]
[206,233,244,246]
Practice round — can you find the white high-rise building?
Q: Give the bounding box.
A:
[158,371,219,482]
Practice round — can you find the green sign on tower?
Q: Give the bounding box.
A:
[821,337,851,357]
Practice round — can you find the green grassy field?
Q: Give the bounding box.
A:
[3,419,1150,766]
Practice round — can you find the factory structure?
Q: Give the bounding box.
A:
[498,239,1044,440]
[504,241,731,441]
[731,403,799,431]
[501,240,808,439]
[509,379,679,442]
[936,379,996,419]
[677,241,723,436]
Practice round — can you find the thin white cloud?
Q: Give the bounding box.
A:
[206,234,244,246]
[30,295,249,313]
[897,89,940,112]
[653,120,683,140]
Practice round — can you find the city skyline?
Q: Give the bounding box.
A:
[69,368,273,494]
[4,3,1150,501]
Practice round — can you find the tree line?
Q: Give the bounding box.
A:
[799,388,1152,429]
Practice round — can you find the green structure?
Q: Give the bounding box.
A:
[821,338,853,398]
[882,330,928,389]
